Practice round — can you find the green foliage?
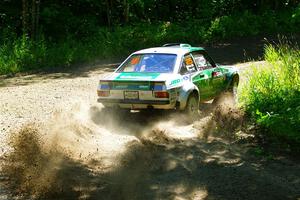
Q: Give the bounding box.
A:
[239,44,300,149]
[2,0,299,40]
[207,8,300,40]
[1,5,300,75]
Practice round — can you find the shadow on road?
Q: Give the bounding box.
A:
[0,62,118,87]
[204,34,300,65]
[1,104,299,200]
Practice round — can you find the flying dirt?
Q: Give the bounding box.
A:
[0,62,299,200]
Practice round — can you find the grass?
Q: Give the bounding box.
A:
[239,44,300,151]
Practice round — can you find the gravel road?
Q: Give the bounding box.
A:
[0,61,299,200]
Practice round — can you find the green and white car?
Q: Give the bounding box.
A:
[97,43,239,116]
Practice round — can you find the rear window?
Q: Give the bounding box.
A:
[117,53,177,73]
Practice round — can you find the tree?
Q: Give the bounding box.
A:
[22,0,29,35]
[123,0,129,24]
[105,0,113,27]
[22,0,40,39]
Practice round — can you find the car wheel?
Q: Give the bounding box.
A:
[185,94,200,121]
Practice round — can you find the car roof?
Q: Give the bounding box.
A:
[133,44,205,57]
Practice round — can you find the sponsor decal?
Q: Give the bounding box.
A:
[130,56,140,65]
[213,71,222,77]
[183,76,189,80]
[114,84,150,90]
[185,57,193,65]
[170,79,181,85]
[115,72,160,80]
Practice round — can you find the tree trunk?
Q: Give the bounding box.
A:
[31,0,36,39]
[123,0,129,24]
[22,0,40,39]
[35,0,40,39]
[28,0,41,40]
[274,0,280,10]
[105,0,112,28]
[22,0,29,35]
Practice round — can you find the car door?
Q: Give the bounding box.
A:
[180,53,212,101]
[202,52,227,96]
[190,51,215,100]
[192,51,226,98]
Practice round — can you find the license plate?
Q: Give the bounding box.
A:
[124,91,139,100]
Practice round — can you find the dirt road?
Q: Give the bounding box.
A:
[0,61,299,200]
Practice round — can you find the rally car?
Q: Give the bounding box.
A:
[97,43,239,117]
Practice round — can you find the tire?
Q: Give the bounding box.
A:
[185,94,200,121]
[213,76,239,106]
[230,77,239,104]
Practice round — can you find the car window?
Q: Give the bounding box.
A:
[180,55,197,74]
[118,53,177,73]
[192,52,214,71]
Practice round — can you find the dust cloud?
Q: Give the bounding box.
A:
[0,94,248,199]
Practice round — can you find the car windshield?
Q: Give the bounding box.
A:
[118,53,177,73]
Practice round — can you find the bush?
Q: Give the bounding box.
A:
[239,44,300,149]
[208,11,261,38]
[1,8,300,75]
